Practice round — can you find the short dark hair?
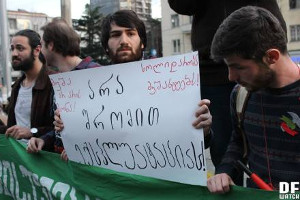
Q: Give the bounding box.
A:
[211,6,287,62]
[14,29,45,64]
[101,10,147,51]
[41,18,80,57]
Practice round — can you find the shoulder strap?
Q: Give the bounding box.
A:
[235,86,250,158]
[236,86,249,118]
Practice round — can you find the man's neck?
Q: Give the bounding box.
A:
[24,60,43,87]
[53,55,82,72]
[271,56,300,88]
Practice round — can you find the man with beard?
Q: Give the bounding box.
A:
[0,29,53,139]
[100,10,146,64]
[207,6,300,193]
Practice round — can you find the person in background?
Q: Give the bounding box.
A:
[207,6,300,193]
[26,18,101,160]
[0,29,53,139]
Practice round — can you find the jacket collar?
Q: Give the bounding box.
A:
[12,65,48,90]
[34,65,48,90]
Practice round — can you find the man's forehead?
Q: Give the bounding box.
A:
[224,55,245,63]
[225,55,257,68]
[110,23,137,32]
[11,35,29,46]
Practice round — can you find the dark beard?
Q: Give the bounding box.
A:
[109,45,143,64]
[12,51,35,72]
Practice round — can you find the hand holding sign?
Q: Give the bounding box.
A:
[50,52,208,186]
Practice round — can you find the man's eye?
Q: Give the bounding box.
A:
[17,47,24,51]
[110,34,119,38]
[128,32,136,36]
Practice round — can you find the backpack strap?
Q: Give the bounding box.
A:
[236,86,250,158]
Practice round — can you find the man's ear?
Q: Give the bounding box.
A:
[265,49,280,64]
[48,41,54,51]
[141,43,144,50]
[33,45,42,58]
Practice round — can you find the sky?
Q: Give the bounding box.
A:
[6,0,162,19]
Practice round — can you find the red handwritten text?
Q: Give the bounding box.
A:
[56,101,76,113]
[147,73,200,95]
[50,77,72,92]
[68,89,81,99]
[141,55,199,74]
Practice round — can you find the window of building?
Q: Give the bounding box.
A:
[8,18,17,29]
[189,16,193,24]
[33,24,39,32]
[172,39,181,53]
[290,25,300,41]
[171,14,179,28]
[289,0,300,9]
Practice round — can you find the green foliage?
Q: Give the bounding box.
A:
[73,4,109,65]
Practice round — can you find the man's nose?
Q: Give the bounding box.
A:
[119,33,129,44]
[11,50,19,57]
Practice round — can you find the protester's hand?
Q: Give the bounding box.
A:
[207,173,235,194]
[61,150,68,162]
[192,99,212,137]
[26,137,45,153]
[54,109,64,132]
[5,125,32,139]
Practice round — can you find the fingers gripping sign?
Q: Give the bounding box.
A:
[192,99,212,137]
[54,109,64,132]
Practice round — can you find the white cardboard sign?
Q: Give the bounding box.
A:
[50,52,207,185]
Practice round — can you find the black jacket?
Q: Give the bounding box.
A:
[0,66,54,136]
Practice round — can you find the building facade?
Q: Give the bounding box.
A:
[162,1,300,63]
[8,9,51,39]
[161,0,192,57]
[278,0,300,64]
[91,0,151,22]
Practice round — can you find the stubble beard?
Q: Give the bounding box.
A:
[243,63,275,92]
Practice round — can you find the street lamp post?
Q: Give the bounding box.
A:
[61,0,72,26]
[0,0,12,102]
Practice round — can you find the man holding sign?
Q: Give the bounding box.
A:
[27,10,212,180]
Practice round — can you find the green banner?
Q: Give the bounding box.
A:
[0,135,285,200]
